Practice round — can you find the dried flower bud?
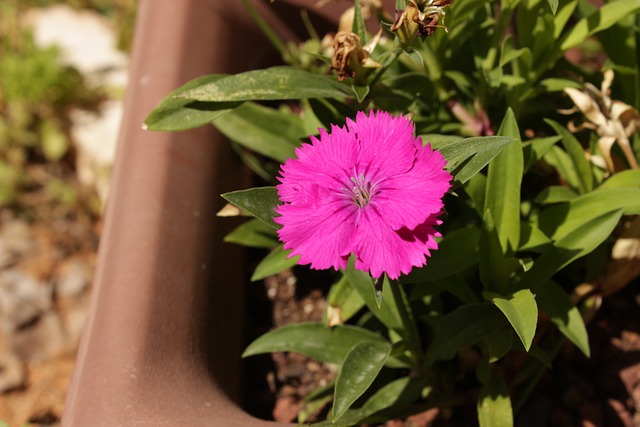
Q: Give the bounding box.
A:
[391,0,452,48]
[331,31,381,82]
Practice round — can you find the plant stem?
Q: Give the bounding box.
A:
[388,279,422,368]
[240,0,286,57]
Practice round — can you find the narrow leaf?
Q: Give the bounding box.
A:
[213,102,304,162]
[598,169,640,190]
[251,244,299,281]
[485,109,523,254]
[535,280,590,357]
[477,370,513,427]
[224,218,279,248]
[546,0,558,15]
[221,187,280,229]
[179,66,352,102]
[484,289,538,351]
[560,0,640,51]
[242,323,386,364]
[437,136,517,187]
[144,74,242,131]
[522,209,624,289]
[545,119,594,194]
[333,340,392,422]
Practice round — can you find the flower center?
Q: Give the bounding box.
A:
[347,173,375,208]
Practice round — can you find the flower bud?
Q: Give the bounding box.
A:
[391,0,452,48]
[331,31,381,82]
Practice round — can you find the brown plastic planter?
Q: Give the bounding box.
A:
[62,1,391,425]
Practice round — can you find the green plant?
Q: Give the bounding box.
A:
[146,0,640,425]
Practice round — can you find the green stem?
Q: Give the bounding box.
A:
[513,337,564,414]
[388,279,422,368]
[240,0,286,57]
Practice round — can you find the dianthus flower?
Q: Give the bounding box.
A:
[274,110,451,279]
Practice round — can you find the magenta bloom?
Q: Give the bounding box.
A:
[274,110,452,279]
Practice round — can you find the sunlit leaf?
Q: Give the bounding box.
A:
[332,340,391,422]
[242,323,386,364]
[179,66,352,102]
[221,187,280,229]
[484,289,538,351]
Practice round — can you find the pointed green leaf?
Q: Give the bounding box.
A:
[538,188,640,240]
[251,244,299,281]
[485,327,513,363]
[518,221,553,253]
[522,136,561,172]
[221,187,280,229]
[333,340,392,422]
[479,210,520,293]
[598,169,640,190]
[213,102,304,162]
[545,0,558,15]
[485,109,523,254]
[224,218,279,248]
[543,146,581,193]
[144,74,242,131]
[437,136,517,187]
[484,289,538,351]
[477,370,513,427]
[352,0,367,43]
[534,186,578,204]
[522,209,624,289]
[427,304,508,362]
[344,258,403,332]
[242,323,386,364]
[179,66,352,101]
[535,280,590,357]
[560,0,640,51]
[545,119,595,194]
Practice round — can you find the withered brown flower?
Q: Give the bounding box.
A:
[330,31,381,82]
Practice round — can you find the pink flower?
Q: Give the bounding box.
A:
[274,110,451,279]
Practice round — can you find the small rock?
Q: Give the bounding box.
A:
[0,353,26,393]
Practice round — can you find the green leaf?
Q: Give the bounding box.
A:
[545,119,594,194]
[477,370,513,427]
[535,280,590,357]
[522,209,624,289]
[538,187,640,240]
[179,66,352,102]
[213,102,304,162]
[221,187,280,229]
[438,136,517,187]
[598,169,640,190]
[479,210,520,293]
[543,146,582,193]
[251,244,299,281]
[534,186,578,204]
[242,323,386,364]
[352,0,367,43]
[485,327,513,363]
[326,275,366,326]
[224,218,279,248]
[485,109,523,254]
[344,258,403,332]
[523,136,561,172]
[560,0,640,51]
[352,84,370,103]
[484,289,538,351]
[144,74,242,131]
[518,221,553,253]
[537,78,582,93]
[322,377,426,427]
[546,0,558,15]
[427,304,508,362]
[405,227,480,283]
[332,340,392,422]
